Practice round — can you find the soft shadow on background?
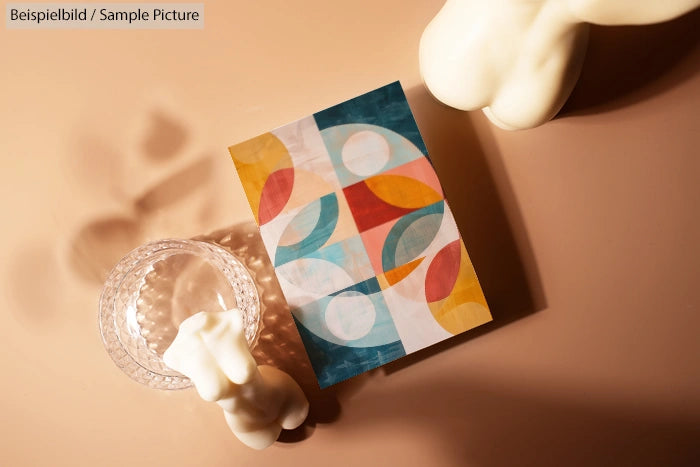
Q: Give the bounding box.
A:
[561,8,700,116]
[7,110,201,328]
[354,375,700,467]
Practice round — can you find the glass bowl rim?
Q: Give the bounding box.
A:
[98,238,261,390]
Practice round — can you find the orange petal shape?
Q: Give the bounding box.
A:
[384,257,424,286]
[365,174,443,210]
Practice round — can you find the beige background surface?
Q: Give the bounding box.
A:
[1,1,698,466]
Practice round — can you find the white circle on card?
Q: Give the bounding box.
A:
[341,130,390,176]
[324,291,376,341]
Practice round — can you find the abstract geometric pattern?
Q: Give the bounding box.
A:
[229,82,491,388]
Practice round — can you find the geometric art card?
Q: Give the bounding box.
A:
[229,82,491,388]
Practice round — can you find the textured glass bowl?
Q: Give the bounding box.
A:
[98,239,260,390]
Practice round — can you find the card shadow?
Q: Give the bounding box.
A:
[384,86,547,374]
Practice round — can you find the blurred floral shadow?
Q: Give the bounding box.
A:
[70,156,215,284]
[140,111,188,163]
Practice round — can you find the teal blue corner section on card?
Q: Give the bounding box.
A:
[293,316,406,389]
[313,81,428,158]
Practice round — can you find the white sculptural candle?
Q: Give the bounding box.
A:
[163,309,309,450]
[419,0,700,130]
